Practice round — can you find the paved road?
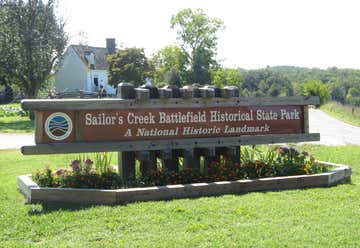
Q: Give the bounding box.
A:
[306,108,360,146]
[0,132,34,150]
[0,109,360,149]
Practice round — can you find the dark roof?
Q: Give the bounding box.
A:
[70,45,110,70]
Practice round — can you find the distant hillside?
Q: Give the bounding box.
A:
[255,66,360,84]
[237,66,360,105]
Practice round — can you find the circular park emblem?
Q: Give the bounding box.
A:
[45,112,73,141]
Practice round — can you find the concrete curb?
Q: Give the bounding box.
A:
[18,161,351,205]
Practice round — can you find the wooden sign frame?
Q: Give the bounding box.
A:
[21,95,319,155]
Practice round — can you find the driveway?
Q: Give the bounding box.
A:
[0,109,360,149]
[306,108,360,146]
[0,132,34,150]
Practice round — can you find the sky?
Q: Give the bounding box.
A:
[58,0,360,70]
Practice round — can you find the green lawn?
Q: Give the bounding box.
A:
[0,103,22,108]
[0,103,34,133]
[0,145,359,247]
[321,101,360,127]
[0,116,34,133]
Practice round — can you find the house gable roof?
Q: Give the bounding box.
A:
[70,45,111,70]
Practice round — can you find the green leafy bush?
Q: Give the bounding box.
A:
[0,105,28,117]
[32,165,53,187]
[140,168,204,187]
[302,80,330,106]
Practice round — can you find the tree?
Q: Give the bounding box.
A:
[264,72,293,96]
[302,80,330,106]
[171,8,224,85]
[268,83,281,97]
[329,84,345,103]
[0,0,67,99]
[0,68,14,103]
[346,87,360,106]
[163,68,182,87]
[241,69,293,97]
[242,70,263,92]
[211,68,242,88]
[291,82,302,96]
[108,48,152,87]
[151,45,187,86]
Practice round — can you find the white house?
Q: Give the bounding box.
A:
[55,38,117,95]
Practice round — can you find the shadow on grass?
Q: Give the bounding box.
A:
[0,119,34,133]
[28,203,103,215]
[333,177,353,186]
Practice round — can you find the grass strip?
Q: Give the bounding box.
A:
[321,101,360,127]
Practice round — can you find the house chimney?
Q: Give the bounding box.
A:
[106,38,116,55]
[84,50,95,69]
[89,52,95,69]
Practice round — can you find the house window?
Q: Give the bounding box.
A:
[94,77,99,87]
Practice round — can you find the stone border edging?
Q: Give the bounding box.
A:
[18,161,351,204]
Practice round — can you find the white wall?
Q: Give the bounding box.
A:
[56,46,116,94]
[88,70,116,95]
[55,47,88,92]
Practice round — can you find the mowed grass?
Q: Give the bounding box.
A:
[0,103,21,108]
[321,101,360,127]
[0,103,34,133]
[0,145,359,247]
[0,116,34,133]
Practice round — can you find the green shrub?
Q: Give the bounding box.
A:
[302,80,330,106]
[0,105,28,117]
[140,168,204,187]
[32,166,53,187]
[52,172,122,189]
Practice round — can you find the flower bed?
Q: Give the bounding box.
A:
[32,146,329,189]
[18,160,351,204]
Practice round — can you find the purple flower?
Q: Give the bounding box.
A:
[85,159,93,166]
[70,160,81,172]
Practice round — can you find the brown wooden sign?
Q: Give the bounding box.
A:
[40,105,304,144]
[21,95,320,155]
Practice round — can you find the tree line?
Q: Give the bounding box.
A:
[110,55,360,106]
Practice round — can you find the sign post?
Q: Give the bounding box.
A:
[21,84,320,180]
